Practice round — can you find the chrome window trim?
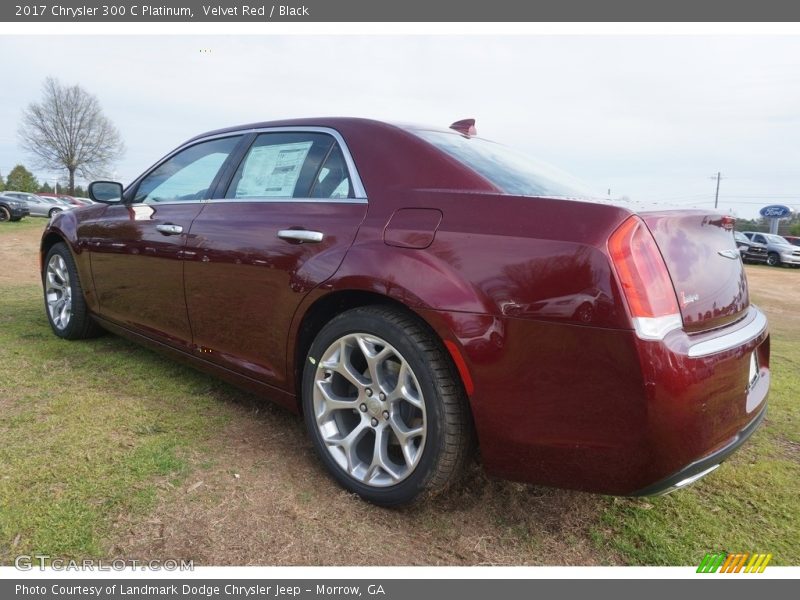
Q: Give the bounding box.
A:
[687,306,768,358]
[135,126,368,203]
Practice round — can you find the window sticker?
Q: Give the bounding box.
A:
[236,141,313,198]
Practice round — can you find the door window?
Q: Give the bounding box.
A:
[226,132,352,199]
[310,144,352,199]
[134,136,241,204]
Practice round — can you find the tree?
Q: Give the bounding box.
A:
[0,171,5,192]
[38,182,54,194]
[18,77,125,195]
[5,164,39,193]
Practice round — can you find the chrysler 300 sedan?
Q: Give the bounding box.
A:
[40,118,770,505]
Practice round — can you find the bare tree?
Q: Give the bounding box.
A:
[18,77,125,194]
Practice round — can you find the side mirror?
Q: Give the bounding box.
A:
[88,181,124,204]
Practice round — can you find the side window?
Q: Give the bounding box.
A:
[310,144,353,199]
[754,235,766,244]
[134,136,240,204]
[226,132,351,199]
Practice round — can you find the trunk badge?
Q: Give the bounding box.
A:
[718,249,740,260]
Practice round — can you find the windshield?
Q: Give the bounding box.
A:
[414,130,597,199]
[734,232,748,242]
[764,234,790,244]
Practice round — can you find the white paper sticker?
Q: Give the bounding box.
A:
[236,141,313,198]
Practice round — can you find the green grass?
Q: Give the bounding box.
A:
[0,283,232,560]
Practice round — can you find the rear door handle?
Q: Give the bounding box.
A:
[156,224,183,236]
[277,229,324,243]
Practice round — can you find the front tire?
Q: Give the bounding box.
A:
[43,242,103,339]
[766,252,781,267]
[49,208,63,218]
[302,306,473,506]
[0,206,10,222]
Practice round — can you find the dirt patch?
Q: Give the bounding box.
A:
[745,265,800,334]
[0,221,46,286]
[111,398,609,565]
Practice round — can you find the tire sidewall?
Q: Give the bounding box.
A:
[0,206,10,222]
[767,252,780,266]
[302,309,448,505]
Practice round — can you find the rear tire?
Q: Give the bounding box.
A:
[302,306,473,506]
[43,242,104,340]
[766,252,781,267]
[0,206,10,222]
[49,208,62,218]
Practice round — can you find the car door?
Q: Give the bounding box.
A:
[84,135,243,350]
[13,194,44,216]
[183,129,368,389]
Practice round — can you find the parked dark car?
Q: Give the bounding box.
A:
[742,231,800,267]
[4,191,68,218]
[734,231,768,264]
[40,118,770,505]
[0,194,30,222]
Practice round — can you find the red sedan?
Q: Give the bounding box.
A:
[40,118,770,505]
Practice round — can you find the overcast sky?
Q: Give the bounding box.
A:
[1,35,799,218]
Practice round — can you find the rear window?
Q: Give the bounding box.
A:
[414,129,596,199]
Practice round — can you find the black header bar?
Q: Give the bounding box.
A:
[3,0,800,22]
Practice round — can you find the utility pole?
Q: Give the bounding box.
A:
[712,172,721,209]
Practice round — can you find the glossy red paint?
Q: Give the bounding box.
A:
[41,117,770,496]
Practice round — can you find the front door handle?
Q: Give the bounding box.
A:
[156,224,183,236]
[277,229,324,243]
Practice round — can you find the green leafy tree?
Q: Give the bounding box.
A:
[38,182,54,194]
[0,171,5,192]
[18,77,125,195]
[5,164,39,193]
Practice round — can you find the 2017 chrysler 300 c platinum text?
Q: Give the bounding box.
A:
[40,117,770,506]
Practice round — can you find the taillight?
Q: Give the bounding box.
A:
[608,216,682,340]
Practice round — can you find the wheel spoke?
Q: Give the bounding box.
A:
[332,338,370,388]
[367,425,401,482]
[389,361,422,408]
[315,380,358,421]
[329,420,369,473]
[356,335,392,390]
[389,416,424,467]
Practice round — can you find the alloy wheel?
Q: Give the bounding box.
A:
[312,333,427,487]
[45,254,72,330]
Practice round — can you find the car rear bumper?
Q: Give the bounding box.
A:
[418,304,770,495]
[631,402,766,496]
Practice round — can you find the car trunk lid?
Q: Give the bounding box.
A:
[640,211,749,333]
